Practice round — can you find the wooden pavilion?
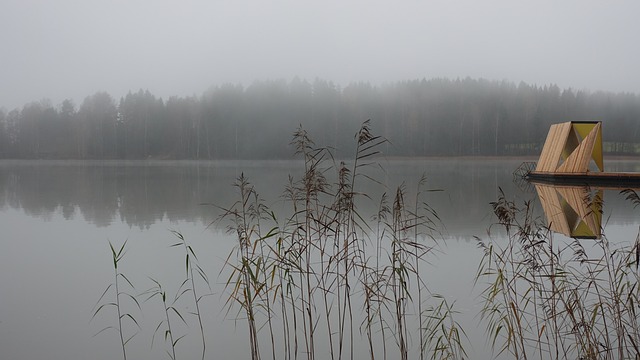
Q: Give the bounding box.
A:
[526,121,640,186]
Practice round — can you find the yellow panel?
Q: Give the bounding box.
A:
[573,123,596,140]
[572,220,596,238]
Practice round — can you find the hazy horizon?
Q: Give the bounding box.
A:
[2,0,640,110]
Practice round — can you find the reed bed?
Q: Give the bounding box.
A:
[215,121,460,360]
[476,188,640,360]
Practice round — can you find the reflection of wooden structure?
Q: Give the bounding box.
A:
[535,184,602,239]
[527,121,640,186]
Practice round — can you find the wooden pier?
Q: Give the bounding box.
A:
[526,121,640,187]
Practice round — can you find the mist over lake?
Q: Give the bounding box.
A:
[2,1,640,358]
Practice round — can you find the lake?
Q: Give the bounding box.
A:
[1,158,639,360]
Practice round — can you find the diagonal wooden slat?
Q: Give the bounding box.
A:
[535,122,572,172]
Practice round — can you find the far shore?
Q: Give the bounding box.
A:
[0,154,639,163]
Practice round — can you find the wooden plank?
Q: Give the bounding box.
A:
[535,124,558,172]
[535,124,560,171]
[536,122,572,172]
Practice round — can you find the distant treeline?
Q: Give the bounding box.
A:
[1,77,639,159]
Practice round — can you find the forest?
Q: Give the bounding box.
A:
[0,77,639,159]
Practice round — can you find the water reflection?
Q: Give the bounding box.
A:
[2,160,640,236]
[534,183,603,239]
[0,159,523,238]
[0,161,265,228]
[2,160,640,237]
[2,160,640,360]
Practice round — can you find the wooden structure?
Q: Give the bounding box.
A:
[527,121,640,186]
[535,121,603,173]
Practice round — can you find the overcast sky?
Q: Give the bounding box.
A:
[1,0,639,110]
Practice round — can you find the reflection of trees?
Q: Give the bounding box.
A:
[0,162,295,228]
[0,161,638,230]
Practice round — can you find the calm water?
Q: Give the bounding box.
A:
[1,159,639,360]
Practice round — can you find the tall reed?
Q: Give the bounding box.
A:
[92,240,141,360]
[170,231,210,360]
[141,278,188,360]
[219,173,281,360]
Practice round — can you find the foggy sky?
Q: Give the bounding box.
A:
[2,0,639,110]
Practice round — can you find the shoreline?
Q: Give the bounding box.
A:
[0,154,638,163]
